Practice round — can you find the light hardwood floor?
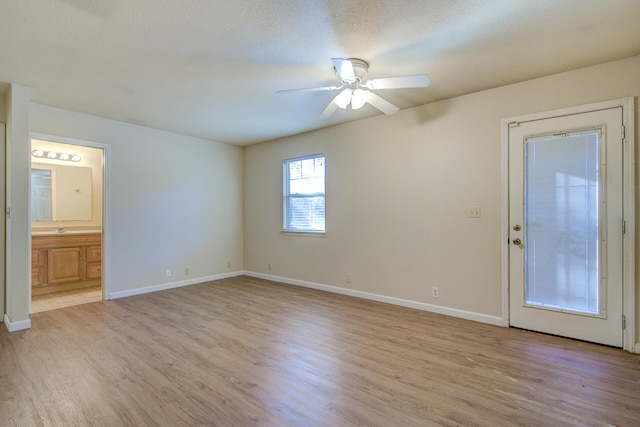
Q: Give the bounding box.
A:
[31,286,102,313]
[2,276,639,426]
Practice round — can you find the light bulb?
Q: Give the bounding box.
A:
[335,89,352,109]
[351,89,371,110]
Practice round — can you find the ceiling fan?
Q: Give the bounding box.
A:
[277,58,430,119]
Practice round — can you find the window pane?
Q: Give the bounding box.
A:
[289,160,301,179]
[290,176,324,195]
[284,154,325,232]
[301,158,315,178]
[286,196,325,231]
[525,131,600,314]
[315,157,325,176]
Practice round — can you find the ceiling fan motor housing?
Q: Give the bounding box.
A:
[336,58,369,83]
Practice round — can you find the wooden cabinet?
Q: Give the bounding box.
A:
[32,233,102,295]
[32,249,47,287]
[48,247,83,284]
[86,245,102,279]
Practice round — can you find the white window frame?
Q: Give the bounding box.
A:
[282,154,325,235]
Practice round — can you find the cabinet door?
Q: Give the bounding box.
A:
[48,247,84,284]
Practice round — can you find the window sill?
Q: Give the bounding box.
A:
[280,230,326,237]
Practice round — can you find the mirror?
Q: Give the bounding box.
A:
[31,169,52,221]
[31,163,93,221]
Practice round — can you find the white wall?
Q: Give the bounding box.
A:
[5,83,31,331]
[244,55,640,341]
[29,104,244,296]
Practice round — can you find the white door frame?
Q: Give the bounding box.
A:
[30,132,111,302]
[0,123,5,319]
[501,98,636,353]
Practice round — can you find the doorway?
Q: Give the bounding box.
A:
[503,98,635,349]
[30,138,105,313]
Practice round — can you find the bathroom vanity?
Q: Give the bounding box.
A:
[32,232,102,295]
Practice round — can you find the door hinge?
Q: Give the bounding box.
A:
[622,220,626,234]
[622,314,626,330]
[621,125,625,140]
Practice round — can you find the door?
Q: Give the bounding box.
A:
[508,106,624,347]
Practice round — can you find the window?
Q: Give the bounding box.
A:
[283,154,325,233]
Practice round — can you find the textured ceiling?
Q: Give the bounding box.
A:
[1,0,639,145]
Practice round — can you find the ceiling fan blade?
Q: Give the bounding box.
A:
[365,74,430,90]
[319,99,339,120]
[276,85,342,94]
[332,58,356,82]
[366,92,400,115]
[319,88,352,119]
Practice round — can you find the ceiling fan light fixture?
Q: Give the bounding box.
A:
[277,58,430,118]
[335,88,352,109]
[32,149,82,162]
[351,88,371,110]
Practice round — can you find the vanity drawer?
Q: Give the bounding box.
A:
[87,245,102,263]
[32,250,45,267]
[87,263,102,279]
[31,250,47,287]
[32,267,47,287]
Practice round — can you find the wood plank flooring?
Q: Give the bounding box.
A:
[31,286,102,313]
[1,275,639,426]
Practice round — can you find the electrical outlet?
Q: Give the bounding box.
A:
[268,263,272,271]
[166,269,172,278]
[432,287,439,298]
[184,266,190,275]
[346,274,352,283]
[226,261,231,269]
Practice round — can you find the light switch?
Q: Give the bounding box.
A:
[468,206,481,218]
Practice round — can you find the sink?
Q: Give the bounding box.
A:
[32,229,102,236]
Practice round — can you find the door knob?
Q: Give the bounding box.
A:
[512,238,522,245]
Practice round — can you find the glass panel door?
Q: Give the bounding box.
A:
[508,106,624,347]
[524,131,602,315]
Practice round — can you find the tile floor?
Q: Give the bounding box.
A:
[32,286,102,313]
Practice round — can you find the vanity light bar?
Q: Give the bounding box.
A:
[32,150,81,162]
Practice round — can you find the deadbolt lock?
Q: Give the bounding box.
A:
[513,224,521,231]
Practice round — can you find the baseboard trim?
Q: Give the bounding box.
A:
[4,313,32,332]
[244,271,505,327]
[634,343,640,354]
[109,271,244,300]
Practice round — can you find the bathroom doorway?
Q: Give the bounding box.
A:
[30,137,105,313]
